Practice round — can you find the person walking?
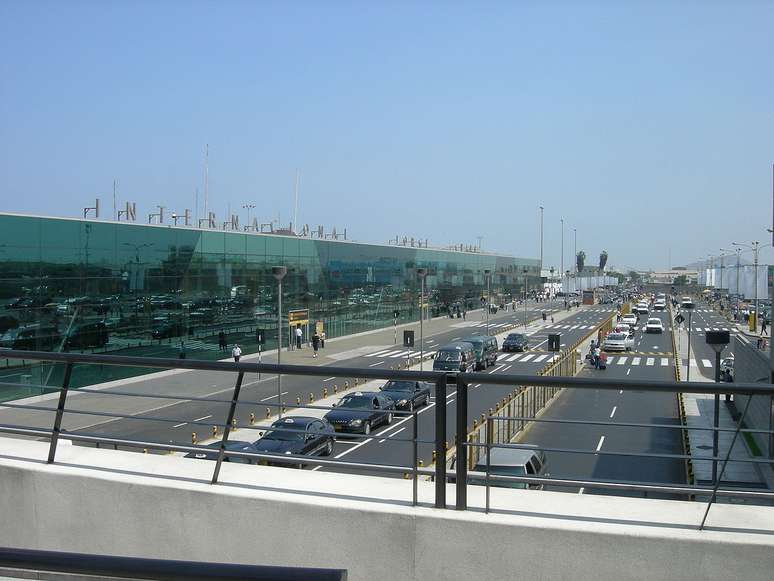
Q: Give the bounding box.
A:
[312,330,321,358]
[321,330,326,349]
[218,330,226,352]
[762,317,768,336]
[295,326,303,350]
[231,343,242,363]
[593,344,601,369]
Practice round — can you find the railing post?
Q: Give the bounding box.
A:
[47,363,73,464]
[434,375,447,508]
[412,408,418,506]
[212,371,245,484]
[485,415,492,513]
[455,375,468,510]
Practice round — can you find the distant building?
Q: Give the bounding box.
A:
[649,269,698,284]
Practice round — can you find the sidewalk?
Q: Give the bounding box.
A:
[676,320,768,488]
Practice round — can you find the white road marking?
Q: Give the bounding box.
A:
[596,435,605,452]
[502,365,512,372]
[323,377,336,382]
[521,354,535,362]
[661,358,669,366]
[617,357,628,365]
[702,359,713,368]
[609,406,617,419]
[259,391,288,402]
[632,357,641,365]
[533,354,549,363]
[505,354,522,362]
[646,357,655,366]
[378,427,405,443]
[626,369,631,375]
[368,361,384,367]
[366,350,393,358]
[173,422,187,428]
[194,415,212,422]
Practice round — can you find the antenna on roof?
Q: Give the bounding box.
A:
[203,144,209,220]
[83,199,99,219]
[293,169,300,235]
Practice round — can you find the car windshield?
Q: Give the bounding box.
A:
[381,381,413,392]
[648,319,660,324]
[338,396,374,409]
[1,329,20,340]
[262,424,305,441]
[436,350,461,362]
[607,333,626,340]
[507,334,524,341]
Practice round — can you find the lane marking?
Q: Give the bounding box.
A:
[173,422,187,428]
[616,357,627,365]
[368,361,384,367]
[661,357,669,366]
[194,415,212,422]
[609,406,617,419]
[646,357,655,366]
[378,427,405,444]
[365,350,392,358]
[521,354,535,362]
[259,391,289,402]
[596,435,605,452]
[702,359,713,368]
[631,357,641,365]
[626,369,631,375]
[323,377,336,382]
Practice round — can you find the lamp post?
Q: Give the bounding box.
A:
[560,218,564,281]
[417,268,427,370]
[272,266,287,417]
[523,267,529,329]
[484,269,491,336]
[242,203,256,231]
[565,270,570,309]
[573,228,577,275]
[539,206,544,273]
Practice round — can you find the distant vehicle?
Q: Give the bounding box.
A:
[64,321,109,350]
[150,295,181,310]
[621,313,638,327]
[602,332,634,352]
[0,324,61,351]
[465,446,548,490]
[681,296,694,309]
[189,308,217,324]
[635,303,650,315]
[645,318,664,333]
[184,441,260,464]
[502,333,529,352]
[614,323,632,336]
[464,335,498,369]
[253,416,335,463]
[151,318,183,340]
[324,392,395,435]
[653,300,666,311]
[230,285,249,298]
[379,380,432,411]
[432,342,476,373]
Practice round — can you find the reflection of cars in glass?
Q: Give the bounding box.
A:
[253,416,335,464]
[502,333,529,352]
[324,392,395,435]
[189,308,217,324]
[0,315,19,334]
[0,324,61,350]
[645,318,664,333]
[184,441,260,463]
[602,332,634,352]
[151,318,183,340]
[379,380,431,411]
[64,322,109,350]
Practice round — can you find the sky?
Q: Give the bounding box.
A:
[1,0,773,271]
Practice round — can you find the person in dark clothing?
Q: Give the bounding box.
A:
[218,331,226,352]
[312,331,321,358]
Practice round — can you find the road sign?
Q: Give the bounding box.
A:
[706,330,730,348]
[288,309,309,325]
[674,313,685,325]
[403,330,415,348]
[393,310,400,319]
[255,328,266,345]
[548,334,561,352]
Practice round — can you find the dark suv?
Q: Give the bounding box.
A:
[464,335,498,369]
[502,333,529,352]
[0,324,61,351]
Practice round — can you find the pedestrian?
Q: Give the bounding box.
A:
[231,343,242,363]
[295,326,303,350]
[321,330,326,348]
[542,312,547,321]
[218,330,226,352]
[550,315,554,323]
[312,331,321,358]
[762,318,769,336]
[593,345,601,369]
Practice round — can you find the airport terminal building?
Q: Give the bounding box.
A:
[0,212,539,394]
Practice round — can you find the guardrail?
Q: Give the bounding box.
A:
[0,547,347,580]
[1,350,773,530]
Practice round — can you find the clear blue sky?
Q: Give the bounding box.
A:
[1,0,772,271]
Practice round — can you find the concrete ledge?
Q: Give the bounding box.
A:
[1,437,773,581]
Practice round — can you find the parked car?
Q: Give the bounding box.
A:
[602,332,634,352]
[379,380,432,411]
[253,416,336,463]
[502,333,529,352]
[64,321,109,350]
[324,392,395,435]
[0,324,61,351]
[432,342,477,373]
[464,335,499,369]
[645,318,664,333]
[184,441,260,464]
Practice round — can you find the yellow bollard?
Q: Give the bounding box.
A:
[309,392,315,403]
[191,432,197,444]
[488,407,494,416]
[333,384,338,394]
[418,460,424,468]
[354,378,359,385]
[249,412,255,425]
[266,407,271,418]
[480,413,486,423]
[212,425,218,438]
[432,450,437,463]
[344,381,349,390]
[232,418,237,430]
[472,419,478,431]
[143,448,148,454]
[296,396,301,406]
[282,405,287,414]
[403,473,410,479]
[323,387,328,398]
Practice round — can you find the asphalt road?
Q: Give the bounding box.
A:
[516,306,686,497]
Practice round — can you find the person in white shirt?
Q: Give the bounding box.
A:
[295,326,303,350]
[231,344,242,363]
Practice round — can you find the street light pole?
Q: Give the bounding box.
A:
[272,266,287,417]
[573,228,577,275]
[417,268,427,370]
[560,218,564,281]
[484,269,491,336]
[523,268,528,329]
[539,206,544,273]
[242,203,256,231]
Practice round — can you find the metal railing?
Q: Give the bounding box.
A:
[1,350,773,530]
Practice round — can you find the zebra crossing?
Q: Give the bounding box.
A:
[685,326,737,333]
[363,348,431,359]
[542,323,600,331]
[607,356,672,367]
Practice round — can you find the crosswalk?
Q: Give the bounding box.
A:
[607,356,672,367]
[363,349,429,359]
[542,324,601,330]
[685,327,737,333]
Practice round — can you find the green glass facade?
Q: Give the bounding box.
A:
[0,213,539,397]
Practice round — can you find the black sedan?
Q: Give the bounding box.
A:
[184,441,260,464]
[253,416,336,464]
[324,391,395,435]
[379,380,432,411]
[502,333,529,352]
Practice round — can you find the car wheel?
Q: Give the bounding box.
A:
[363,422,371,436]
[386,412,393,425]
[323,440,333,456]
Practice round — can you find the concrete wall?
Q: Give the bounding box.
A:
[734,336,773,457]
[1,437,773,581]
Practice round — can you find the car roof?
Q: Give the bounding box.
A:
[438,341,475,351]
[474,447,543,467]
[341,391,380,398]
[271,416,319,428]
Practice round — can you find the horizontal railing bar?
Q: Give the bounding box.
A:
[3,350,773,396]
[488,415,774,435]
[466,440,773,465]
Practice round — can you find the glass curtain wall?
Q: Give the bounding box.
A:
[0,214,539,398]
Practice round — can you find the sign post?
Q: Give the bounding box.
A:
[404,330,415,369]
[256,328,265,381]
[706,330,730,485]
[393,309,400,344]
